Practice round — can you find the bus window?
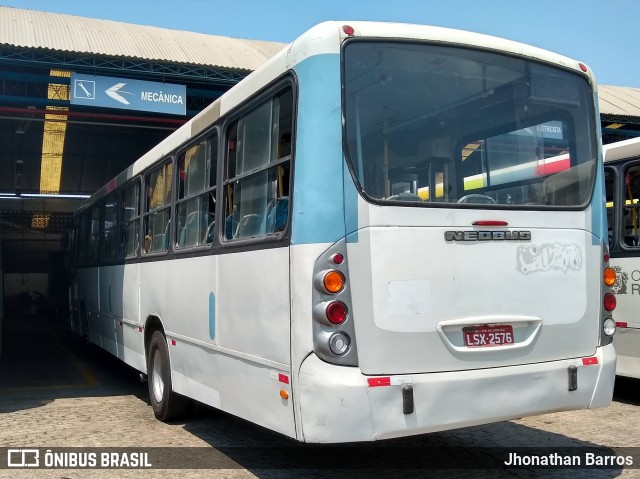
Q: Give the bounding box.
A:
[87,207,100,264]
[100,195,118,263]
[120,182,140,258]
[176,133,217,249]
[605,168,615,248]
[144,161,172,253]
[224,87,292,240]
[623,165,640,247]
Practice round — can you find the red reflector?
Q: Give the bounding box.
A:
[342,25,355,35]
[604,253,610,263]
[278,374,289,384]
[582,357,598,366]
[472,220,508,226]
[326,301,348,324]
[171,340,176,346]
[332,253,344,265]
[138,327,143,332]
[616,322,628,328]
[579,62,588,73]
[368,377,391,387]
[604,293,617,312]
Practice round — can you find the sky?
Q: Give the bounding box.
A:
[1,0,638,87]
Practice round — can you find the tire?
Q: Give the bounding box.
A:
[147,330,190,421]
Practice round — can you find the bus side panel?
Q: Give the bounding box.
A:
[139,249,295,438]
[610,256,640,378]
[98,264,120,355]
[76,267,99,343]
[121,262,145,372]
[215,248,291,365]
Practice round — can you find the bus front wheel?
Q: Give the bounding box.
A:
[147,330,190,421]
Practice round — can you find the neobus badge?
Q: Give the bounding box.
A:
[444,231,532,242]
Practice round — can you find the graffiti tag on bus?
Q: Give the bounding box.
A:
[517,243,582,274]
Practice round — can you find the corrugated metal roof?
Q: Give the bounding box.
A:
[0,6,286,71]
[599,85,640,119]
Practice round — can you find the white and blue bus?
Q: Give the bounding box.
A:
[604,137,640,379]
[69,21,615,443]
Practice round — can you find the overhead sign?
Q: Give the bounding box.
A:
[536,121,564,140]
[70,74,186,115]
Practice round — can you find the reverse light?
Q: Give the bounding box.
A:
[323,270,345,293]
[329,332,350,355]
[603,318,616,336]
[604,267,616,286]
[603,293,617,312]
[326,301,348,324]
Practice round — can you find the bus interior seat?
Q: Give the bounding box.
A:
[275,197,289,231]
[179,210,211,247]
[205,220,215,244]
[152,219,170,252]
[237,214,264,237]
[265,196,289,232]
[225,214,237,239]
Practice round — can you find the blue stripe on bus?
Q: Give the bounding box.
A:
[209,292,216,340]
[591,94,606,246]
[591,161,607,246]
[291,54,355,245]
[343,158,359,243]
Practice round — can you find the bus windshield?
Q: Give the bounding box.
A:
[343,41,598,207]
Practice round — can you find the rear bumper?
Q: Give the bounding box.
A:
[297,344,616,443]
[614,327,640,379]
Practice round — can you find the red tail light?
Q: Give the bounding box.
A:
[604,293,616,312]
[326,301,348,324]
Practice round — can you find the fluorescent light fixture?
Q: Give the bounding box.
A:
[0,193,90,199]
[23,193,91,199]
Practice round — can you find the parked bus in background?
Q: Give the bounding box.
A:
[604,137,640,379]
[69,21,615,443]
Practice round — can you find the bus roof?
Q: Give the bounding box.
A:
[603,137,640,163]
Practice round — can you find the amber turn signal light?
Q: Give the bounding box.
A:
[604,267,616,287]
[323,270,345,294]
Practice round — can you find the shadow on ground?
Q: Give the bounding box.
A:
[613,376,640,407]
[0,316,146,413]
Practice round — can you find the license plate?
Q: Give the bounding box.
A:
[463,325,514,347]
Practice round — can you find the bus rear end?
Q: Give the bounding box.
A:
[295,26,615,442]
[604,138,640,378]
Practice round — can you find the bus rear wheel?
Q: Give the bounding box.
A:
[147,330,190,421]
